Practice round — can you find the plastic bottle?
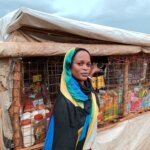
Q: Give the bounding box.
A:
[34,114,46,143]
[21,119,35,147]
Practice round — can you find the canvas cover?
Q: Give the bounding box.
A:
[92,112,150,150]
[0,7,150,56]
[0,7,150,45]
[0,42,142,57]
[0,58,15,150]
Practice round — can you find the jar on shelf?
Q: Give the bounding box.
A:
[21,119,35,147]
[34,114,46,143]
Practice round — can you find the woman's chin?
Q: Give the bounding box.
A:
[74,76,88,82]
[81,77,88,81]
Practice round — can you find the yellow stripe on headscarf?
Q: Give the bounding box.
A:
[84,93,99,145]
[60,73,84,108]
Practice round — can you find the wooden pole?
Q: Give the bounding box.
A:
[9,60,23,149]
[16,143,43,150]
[123,59,129,116]
[0,108,3,150]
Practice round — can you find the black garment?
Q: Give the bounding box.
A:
[52,80,99,150]
[52,91,90,150]
[81,79,100,108]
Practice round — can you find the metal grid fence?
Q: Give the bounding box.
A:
[11,53,150,149]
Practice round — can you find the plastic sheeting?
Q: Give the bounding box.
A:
[0,58,15,150]
[0,42,142,57]
[92,112,150,150]
[1,7,150,47]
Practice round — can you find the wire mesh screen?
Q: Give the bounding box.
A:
[14,56,126,148]
[22,57,63,103]
[127,54,150,113]
[20,57,63,148]
[12,53,150,149]
[46,57,63,101]
[92,56,125,126]
[96,54,150,126]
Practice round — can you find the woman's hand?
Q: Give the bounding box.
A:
[89,63,102,77]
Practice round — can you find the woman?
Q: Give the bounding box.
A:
[44,48,100,150]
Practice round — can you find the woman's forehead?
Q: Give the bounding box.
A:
[73,51,91,61]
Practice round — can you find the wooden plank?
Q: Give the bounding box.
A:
[98,110,150,132]
[17,143,43,150]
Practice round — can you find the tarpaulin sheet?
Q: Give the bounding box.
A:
[92,112,150,150]
[0,7,150,48]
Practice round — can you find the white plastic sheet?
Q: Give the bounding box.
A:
[1,7,150,47]
[92,112,150,150]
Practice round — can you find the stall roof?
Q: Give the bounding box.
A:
[0,7,150,46]
[0,7,150,57]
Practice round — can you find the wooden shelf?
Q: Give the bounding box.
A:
[17,143,43,150]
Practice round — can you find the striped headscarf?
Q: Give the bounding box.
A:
[63,48,89,101]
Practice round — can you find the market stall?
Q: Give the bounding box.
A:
[0,7,150,150]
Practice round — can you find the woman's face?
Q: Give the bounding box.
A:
[71,51,91,84]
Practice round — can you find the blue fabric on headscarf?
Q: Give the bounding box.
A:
[79,114,91,141]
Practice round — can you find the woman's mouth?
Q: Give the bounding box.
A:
[81,73,89,77]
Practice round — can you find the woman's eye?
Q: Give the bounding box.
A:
[87,63,91,67]
[77,63,83,66]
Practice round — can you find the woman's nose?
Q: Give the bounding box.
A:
[83,64,88,70]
